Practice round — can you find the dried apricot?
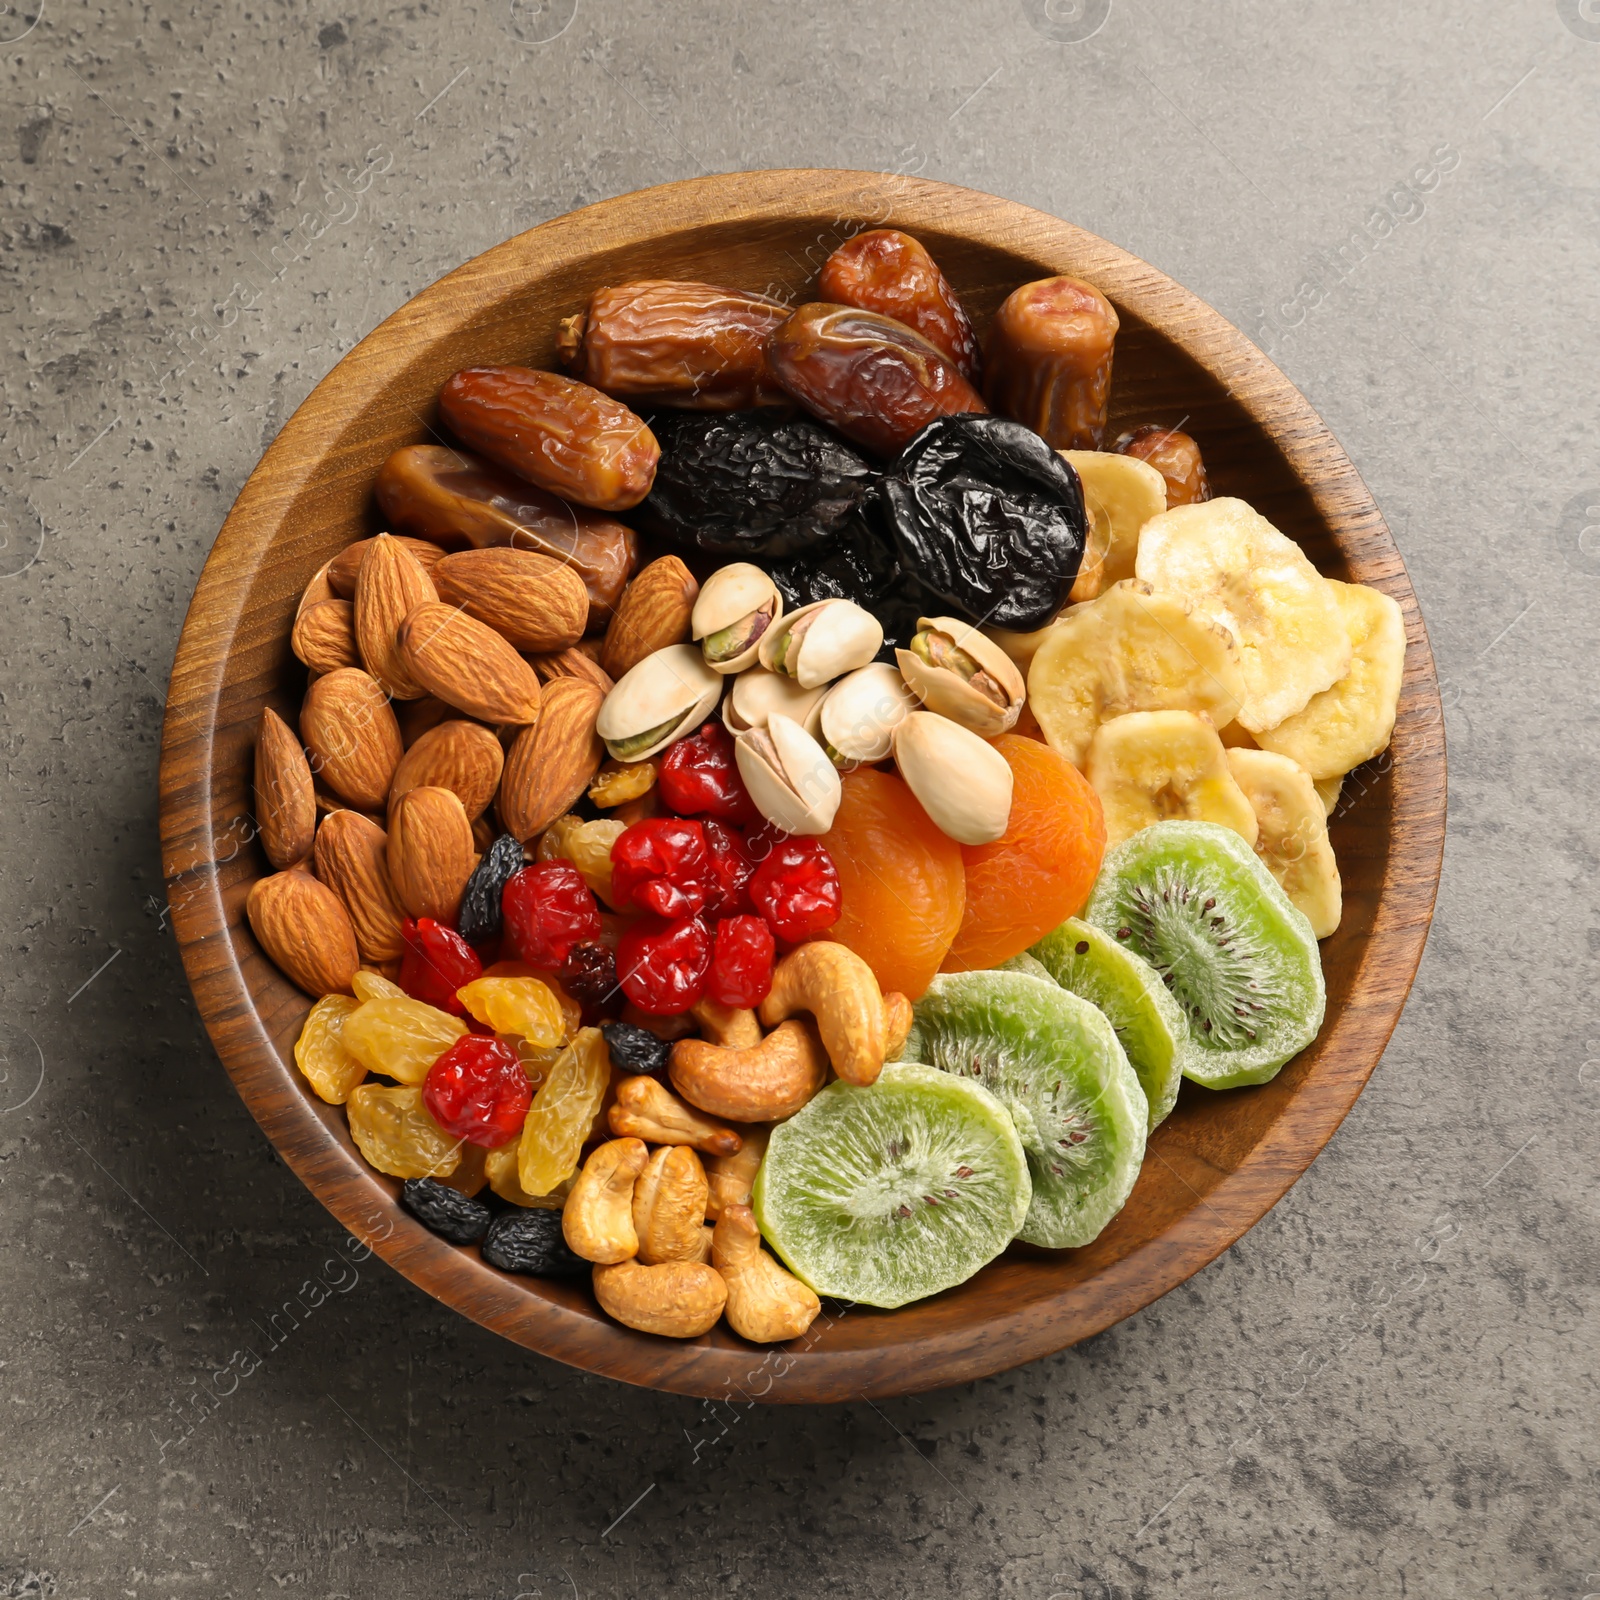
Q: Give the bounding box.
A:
[294,995,366,1105]
[346,1083,462,1179]
[455,976,566,1048]
[818,768,965,1000]
[342,996,468,1085]
[517,1026,611,1197]
[941,735,1106,972]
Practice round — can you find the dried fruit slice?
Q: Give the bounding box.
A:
[1315,775,1342,816]
[1225,749,1342,938]
[455,976,566,1048]
[346,1083,462,1179]
[1060,449,1168,597]
[341,995,468,1085]
[293,994,366,1105]
[516,1026,611,1197]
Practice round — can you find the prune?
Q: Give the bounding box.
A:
[375,446,638,621]
[881,415,1088,629]
[458,833,526,945]
[439,367,659,513]
[818,230,980,382]
[985,275,1119,450]
[634,409,878,559]
[601,1020,672,1078]
[557,279,790,410]
[765,303,987,457]
[1115,423,1211,508]
[481,1208,589,1279]
[401,1177,493,1244]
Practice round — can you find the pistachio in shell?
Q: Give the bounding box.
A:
[722,667,827,738]
[891,711,1012,845]
[595,643,722,762]
[691,562,783,675]
[896,616,1025,737]
[733,713,842,835]
[756,597,883,690]
[817,662,918,769]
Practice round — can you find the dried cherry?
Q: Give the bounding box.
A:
[458,833,526,945]
[400,1177,492,1244]
[748,838,842,942]
[701,820,755,916]
[609,818,713,919]
[399,917,484,1016]
[422,1034,533,1148]
[616,916,713,1015]
[658,721,758,823]
[502,862,603,970]
[708,915,776,1008]
[600,1020,672,1078]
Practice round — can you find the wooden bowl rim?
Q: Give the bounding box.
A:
[158,169,1445,1403]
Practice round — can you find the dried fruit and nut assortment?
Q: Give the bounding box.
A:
[248,230,1407,1336]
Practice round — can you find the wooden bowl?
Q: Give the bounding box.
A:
[158,171,1445,1402]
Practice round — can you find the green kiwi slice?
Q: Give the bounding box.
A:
[1030,918,1186,1129]
[1084,821,1325,1090]
[902,971,1147,1249]
[753,1063,1031,1309]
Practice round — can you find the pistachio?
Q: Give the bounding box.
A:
[722,666,827,738]
[818,662,918,769]
[757,597,883,690]
[734,713,842,835]
[691,563,782,675]
[896,616,1025,737]
[892,711,1013,844]
[595,643,722,763]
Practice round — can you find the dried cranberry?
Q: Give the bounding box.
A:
[742,818,790,865]
[609,817,714,919]
[707,915,775,1008]
[749,838,842,942]
[502,862,603,970]
[657,720,759,823]
[398,917,484,1015]
[560,939,621,1020]
[422,1035,532,1148]
[701,819,755,916]
[616,915,713,1015]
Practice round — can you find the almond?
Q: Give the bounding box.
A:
[388,719,504,820]
[313,810,407,963]
[254,708,317,871]
[600,555,698,680]
[328,535,446,598]
[355,534,438,700]
[431,548,589,652]
[300,668,403,812]
[397,695,453,748]
[246,869,360,997]
[292,598,361,674]
[297,559,337,617]
[396,601,542,725]
[387,785,476,924]
[499,676,606,841]
[526,645,614,695]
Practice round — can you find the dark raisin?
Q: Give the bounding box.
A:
[560,939,621,1021]
[600,1020,672,1078]
[458,833,526,943]
[480,1208,589,1279]
[400,1178,492,1245]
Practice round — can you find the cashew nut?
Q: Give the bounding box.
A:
[669,1019,828,1123]
[632,1145,710,1264]
[883,990,914,1060]
[608,1074,742,1156]
[758,942,889,1086]
[561,1137,648,1264]
[591,1258,727,1338]
[689,997,763,1049]
[705,1125,770,1222]
[712,1203,820,1344]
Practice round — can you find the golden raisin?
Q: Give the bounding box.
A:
[588,758,657,809]
[294,995,366,1105]
[517,1027,611,1197]
[342,996,467,1085]
[346,1084,462,1179]
[456,976,565,1049]
[537,814,627,909]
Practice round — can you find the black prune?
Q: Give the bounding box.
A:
[600,1021,671,1078]
[481,1208,589,1279]
[881,414,1088,629]
[400,1178,492,1245]
[458,833,526,944]
[633,409,879,559]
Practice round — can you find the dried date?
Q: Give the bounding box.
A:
[1115,423,1211,508]
[764,303,987,457]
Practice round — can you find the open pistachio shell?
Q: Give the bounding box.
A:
[896,616,1026,737]
[691,563,782,675]
[892,711,1013,845]
[734,713,842,835]
[757,598,884,690]
[596,643,722,761]
[818,662,918,768]
[722,667,826,738]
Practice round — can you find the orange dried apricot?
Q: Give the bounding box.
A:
[941,734,1106,972]
[818,767,965,1000]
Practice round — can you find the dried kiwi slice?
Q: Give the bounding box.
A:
[902,971,1147,1249]
[752,1064,1030,1309]
[1084,821,1325,1090]
[1030,917,1185,1129]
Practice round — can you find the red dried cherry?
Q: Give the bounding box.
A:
[502,862,603,971]
[701,819,755,916]
[422,1035,531,1148]
[616,916,712,1015]
[657,720,758,823]
[707,915,775,1008]
[398,916,483,1016]
[609,817,713,919]
[749,837,843,942]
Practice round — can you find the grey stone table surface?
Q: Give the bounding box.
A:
[2,0,1596,1595]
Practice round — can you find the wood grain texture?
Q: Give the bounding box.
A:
[157,170,1446,1403]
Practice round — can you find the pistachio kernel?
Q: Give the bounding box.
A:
[702,602,774,665]
[610,711,689,761]
[910,628,1010,710]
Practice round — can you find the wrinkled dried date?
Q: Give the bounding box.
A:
[1115,423,1211,508]
[439,366,659,513]
[765,303,987,458]
[557,279,790,410]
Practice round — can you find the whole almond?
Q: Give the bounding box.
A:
[292,598,361,674]
[314,810,407,963]
[397,695,453,748]
[397,601,542,725]
[432,547,589,652]
[328,535,445,599]
[388,719,504,820]
[300,668,403,812]
[600,555,699,680]
[527,645,614,695]
[356,534,438,700]
[499,676,606,841]
[254,708,317,870]
[246,869,360,997]
[297,559,337,617]
[388,786,476,924]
